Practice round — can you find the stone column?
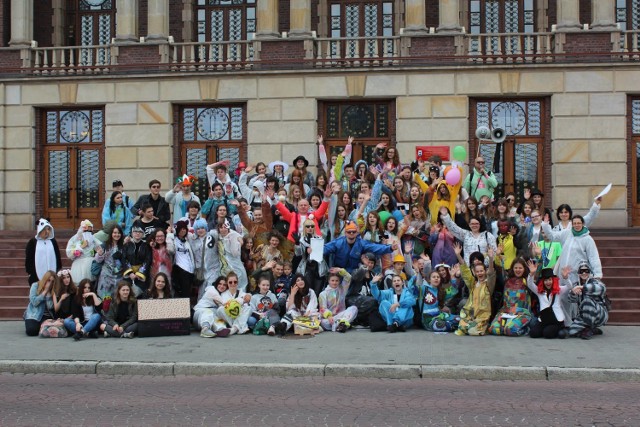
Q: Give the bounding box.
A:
[182,0,194,42]
[147,0,170,41]
[114,0,139,43]
[555,0,581,31]
[289,0,312,38]
[437,0,462,33]
[9,0,33,47]
[404,0,428,35]
[256,0,279,39]
[591,0,617,30]
[51,0,65,46]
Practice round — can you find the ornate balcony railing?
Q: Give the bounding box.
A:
[31,44,115,75]
[312,36,401,67]
[463,31,555,63]
[620,29,640,60]
[8,29,640,76]
[168,39,256,70]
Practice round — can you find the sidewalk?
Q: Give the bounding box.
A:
[1,321,639,381]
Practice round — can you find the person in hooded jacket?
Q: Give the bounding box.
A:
[65,219,99,283]
[25,218,62,286]
[121,220,153,297]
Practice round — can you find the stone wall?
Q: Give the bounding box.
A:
[1,65,638,229]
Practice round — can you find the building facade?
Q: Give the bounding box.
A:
[0,0,639,230]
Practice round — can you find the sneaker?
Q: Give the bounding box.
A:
[200,327,216,338]
[594,327,604,335]
[122,332,134,339]
[229,326,239,336]
[267,326,276,336]
[580,328,594,340]
[397,324,406,333]
[88,331,99,339]
[104,331,110,338]
[336,322,348,333]
[73,332,82,341]
[388,323,398,333]
[454,329,465,336]
[216,328,231,338]
[274,322,287,336]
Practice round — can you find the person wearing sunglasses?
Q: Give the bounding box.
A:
[324,221,397,274]
[564,261,609,340]
[462,156,498,202]
[131,179,170,229]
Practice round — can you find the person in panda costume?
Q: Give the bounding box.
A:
[25,218,61,286]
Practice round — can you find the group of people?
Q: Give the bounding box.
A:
[24,137,611,341]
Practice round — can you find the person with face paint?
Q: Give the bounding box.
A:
[526,261,570,339]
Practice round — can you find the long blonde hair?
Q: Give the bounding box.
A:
[36,270,56,294]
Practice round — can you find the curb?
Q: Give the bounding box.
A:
[1,360,640,381]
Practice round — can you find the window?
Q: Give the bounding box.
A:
[616,0,640,30]
[468,0,536,56]
[195,0,256,62]
[41,108,105,229]
[67,0,116,65]
[179,105,246,203]
[319,101,393,164]
[470,99,547,200]
[327,0,395,59]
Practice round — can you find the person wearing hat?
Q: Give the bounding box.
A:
[382,253,410,290]
[238,164,267,208]
[564,261,609,340]
[268,160,289,189]
[324,220,397,274]
[166,174,201,225]
[25,218,62,287]
[520,188,553,227]
[526,260,570,339]
[121,220,153,297]
[289,155,315,188]
[65,219,99,283]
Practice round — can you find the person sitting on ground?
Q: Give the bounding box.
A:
[142,272,172,300]
[23,270,56,336]
[564,262,609,340]
[454,242,496,336]
[103,281,138,338]
[318,268,358,333]
[52,269,77,331]
[248,275,280,336]
[487,257,533,336]
[274,274,319,336]
[194,276,229,338]
[65,279,103,340]
[211,272,252,336]
[410,261,460,333]
[370,273,416,333]
[526,261,570,339]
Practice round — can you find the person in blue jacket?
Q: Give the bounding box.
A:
[324,220,397,273]
[370,272,416,332]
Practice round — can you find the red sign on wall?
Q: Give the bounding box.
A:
[415,146,450,162]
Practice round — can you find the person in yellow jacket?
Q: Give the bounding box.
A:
[414,168,462,225]
[453,242,496,336]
